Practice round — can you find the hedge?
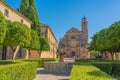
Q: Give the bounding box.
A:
[92,62,120,79]
[112,63,120,78]
[75,58,120,79]
[69,63,116,80]
[0,61,37,80]
[91,62,113,75]
[21,58,56,67]
[75,58,120,62]
[75,58,100,62]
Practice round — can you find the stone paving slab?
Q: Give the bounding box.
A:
[34,68,69,80]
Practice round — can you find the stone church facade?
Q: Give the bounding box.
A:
[58,17,90,58]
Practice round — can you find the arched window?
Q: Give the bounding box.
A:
[71,36,76,39]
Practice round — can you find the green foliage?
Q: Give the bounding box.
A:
[75,58,120,62]
[90,50,99,55]
[29,30,40,50]
[3,22,31,47]
[0,11,6,44]
[107,22,120,52]
[27,3,39,29]
[20,0,30,17]
[69,62,116,80]
[0,61,37,80]
[92,62,113,75]
[22,58,55,67]
[39,38,50,51]
[75,59,120,79]
[89,28,109,51]
[75,58,100,62]
[20,0,40,31]
[89,21,120,59]
[92,62,120,80]
[112,63,120,78]
[20,0,42,50]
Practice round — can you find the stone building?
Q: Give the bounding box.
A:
[0,0,57,59]
[58,17,90,58]
[0,0,32,60]
[0,0,32,28]
[30,24,57,58]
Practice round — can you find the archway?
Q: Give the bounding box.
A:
[71,51,76,58]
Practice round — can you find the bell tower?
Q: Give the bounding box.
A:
[81,16,88,48]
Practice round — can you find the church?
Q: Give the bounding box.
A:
[58,17,90,58]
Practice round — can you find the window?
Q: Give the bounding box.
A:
[4,9,9,17]
[21,19,24,23]
[71,36,76,39]
[83,22,86,25]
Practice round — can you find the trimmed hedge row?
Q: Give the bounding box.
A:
[0,61,37,80]
[92,62,113,75]
[0,58,56,80]
[69,63,116,80]
[75,58,100,62]
[22,58,56,67]
[75,58,120,62]
[75,58,120,79]
[92,62,120,79]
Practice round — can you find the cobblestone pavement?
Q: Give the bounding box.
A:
[34,58,74,80]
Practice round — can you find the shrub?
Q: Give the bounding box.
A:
[0,61,37,80]
[69,63,116,80]
[91,62,113,75]
[112,62,120,78]
[22,58,56,67]
[75,58,100,62]
[75,58,120,62]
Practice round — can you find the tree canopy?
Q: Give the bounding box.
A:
[20,0,39,30]
[89,21,120,59]
[0,12,6,44]
[39,38,50,51]
[37,38,50,58]
[20,0,30,17]
[29,30,40,50]
[3,21,31,48]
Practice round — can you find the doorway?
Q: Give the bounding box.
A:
[71,51,76,58]
[2,46,7,60]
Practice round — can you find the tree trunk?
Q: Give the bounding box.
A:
[28,49,31,58]
[12,46,20,60]
[25,49,29,59]
[110,52,114,60]
[38,51,42,58]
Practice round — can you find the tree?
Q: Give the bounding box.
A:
[20,0,46,58]
[28,30,40,58]
[90,21,120,60]
[3,22,31,60]
[20,0,30,17]
[106,21,120,60]
[90,50,99,57]
[38,38,50,58]
[0,12,6,44]
[20,0,40,30]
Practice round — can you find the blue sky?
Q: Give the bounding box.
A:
[5,0,120,42]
